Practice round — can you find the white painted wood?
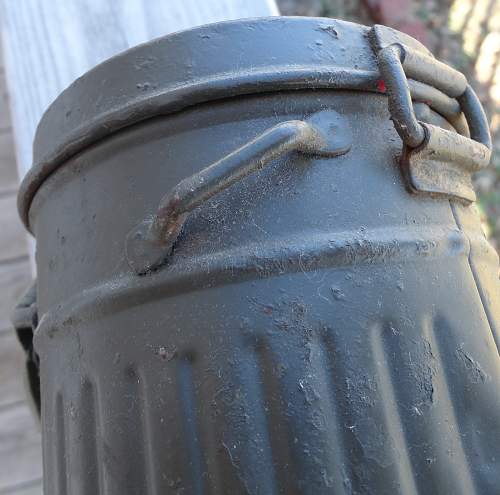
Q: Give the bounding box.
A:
[1,479,42,495]
[1,0,279,180]
[0,71,12,132]
[0,195,29,263]
[0,330,29,408]
[0,131,18,195]
[0,259,31,332]
[0,403,42,492]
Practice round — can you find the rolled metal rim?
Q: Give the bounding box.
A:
[17,16,458,233]
[18,67,381,233]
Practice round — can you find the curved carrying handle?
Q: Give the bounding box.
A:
[377,42,492,203]
[378,43,491,149]
[126,110,351,274]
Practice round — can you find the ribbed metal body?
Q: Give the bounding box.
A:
[18,18,500,494]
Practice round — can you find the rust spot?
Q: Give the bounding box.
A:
[377,79,386,92]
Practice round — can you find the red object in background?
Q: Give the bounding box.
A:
[363,0,428,46]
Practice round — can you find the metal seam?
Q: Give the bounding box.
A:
[449,201,500,354]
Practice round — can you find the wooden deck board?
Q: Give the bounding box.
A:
[0,330,29,409]
[0,403,42,492]
[0,27,41,493]
[0,479,42,495]
[0,195,29,263]
[0,72,13,132]
[0,131,18,195]
[0,259,31,333]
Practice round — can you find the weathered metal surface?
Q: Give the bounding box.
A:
[16,16,500,495]
[402,123,491,203]
[18,19,483,233]
[126,110,352,273]
[372,27,491,202]
[377,43,427,147]
[375,42,489,147]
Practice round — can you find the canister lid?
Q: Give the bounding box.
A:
[19,16,428,232]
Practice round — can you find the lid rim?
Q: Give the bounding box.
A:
[19,66,381,233]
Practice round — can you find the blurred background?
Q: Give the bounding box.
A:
[0,1,498,493]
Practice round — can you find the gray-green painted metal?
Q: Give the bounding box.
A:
[17,17,500,494]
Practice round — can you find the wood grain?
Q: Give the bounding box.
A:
[0,131,18,195]
[0,195,29,263]
[1,0,279,180]
[0,479,42,495]
[0,255,31,333]
[0,330,29,409]
[0,71,12,132]
[0,403,42,492]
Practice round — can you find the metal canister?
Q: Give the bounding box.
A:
[14,17,500,494]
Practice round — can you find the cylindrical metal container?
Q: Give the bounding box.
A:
[16,17,500,494]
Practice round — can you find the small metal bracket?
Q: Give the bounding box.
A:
[402,123,491,203]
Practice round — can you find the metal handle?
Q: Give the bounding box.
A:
[377,43,492,202]
[378,43,491,149]
[125,110,351,274]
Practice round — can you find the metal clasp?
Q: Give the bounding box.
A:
[371,25,492,203]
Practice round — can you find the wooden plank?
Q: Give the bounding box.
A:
[0,132,18,195]
[0,402,42,492]
[0,479,42,495]
[0,71,12,132]
[1,0,279,181]
[0,68,18,193]
[0,330,28,409]
[0,195,29,262]
[0,259,32,332]
[0,34,4,70]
